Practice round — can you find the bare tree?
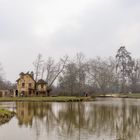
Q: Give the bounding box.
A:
[32,54,68,96]
[44,57,56,85]
[76,53,87,95]
[0,63,10,90]
[129,59,140,93]
[41,63,45,79]
[58,53,88,96]
[87,57,117,94]
[43,56,68,96]
[33,54,44,81]
[59,62,78,96]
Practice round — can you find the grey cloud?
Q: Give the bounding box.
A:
[0,0,140,82]
[48,0,140,57]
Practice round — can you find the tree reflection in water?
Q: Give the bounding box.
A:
[15,99,140,140]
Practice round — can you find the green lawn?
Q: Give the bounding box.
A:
[119,93,140,98]
[1,93,140,102]
[0,108,12,117]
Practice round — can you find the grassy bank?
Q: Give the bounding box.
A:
[92,93,140,99]
[119,93,140,98]
[0,96,93,102]
[0,109,15,125]
[1,94,140,102]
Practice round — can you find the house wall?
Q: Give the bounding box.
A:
[37,84,47,92]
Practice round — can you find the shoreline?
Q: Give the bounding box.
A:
[0,109,15,125]
[92,93,140,99]
[0,96,93,102]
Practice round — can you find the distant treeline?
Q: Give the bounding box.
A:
[0,68,15,90]
[32,46,140,95]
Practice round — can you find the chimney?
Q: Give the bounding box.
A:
[19,72,24,78]
[30,71,34,79]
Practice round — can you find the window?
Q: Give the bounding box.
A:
[22,83,25,88]
[41,85,44,89]
[29,83,32,88]
[29,90,32,95]
[0,92,2,97]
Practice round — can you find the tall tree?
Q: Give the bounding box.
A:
[116,46,134,93]
[76,53,87,95]
[59,62,78,96]
[44,57,56,85]
[129,59,139,93]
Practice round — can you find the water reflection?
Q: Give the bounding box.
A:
[1,98,140,140]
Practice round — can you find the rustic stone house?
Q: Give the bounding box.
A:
[16,72,47,96]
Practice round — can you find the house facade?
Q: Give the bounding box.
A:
[16,72,47,96]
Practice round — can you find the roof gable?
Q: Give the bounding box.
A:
[16,72,36,83]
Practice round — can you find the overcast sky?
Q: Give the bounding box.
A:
[0,0,140,82]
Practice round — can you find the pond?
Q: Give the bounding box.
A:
[0,98,140,140]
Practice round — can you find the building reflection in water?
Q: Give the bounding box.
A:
[15,99,140,140]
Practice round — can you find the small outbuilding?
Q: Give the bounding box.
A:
[36,79,47,96]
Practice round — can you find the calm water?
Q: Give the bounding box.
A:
[0,98,140,140]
